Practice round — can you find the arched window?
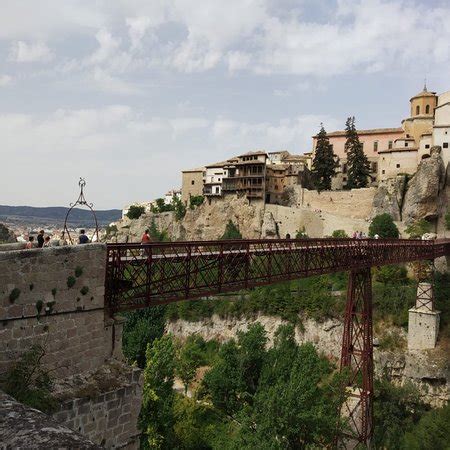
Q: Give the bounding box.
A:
[425,104,430,114]
[416,105,420,115]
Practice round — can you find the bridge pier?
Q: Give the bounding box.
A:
[339,267,373,448]
[408,261,440,350]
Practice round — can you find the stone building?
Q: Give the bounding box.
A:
[181,167,204,204]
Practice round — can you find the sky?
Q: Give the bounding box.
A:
[1,0,449,209]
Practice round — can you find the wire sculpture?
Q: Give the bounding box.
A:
[62,178,99,245]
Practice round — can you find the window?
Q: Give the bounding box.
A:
[416,105,420,115]
[343,177,347,182]
[396,164,400,168]
[426,105,430,114]
[382,170,385,174]
[373,141,378,152]
[343,164,347,174]
[405,142,408,147]
[215,187,220,194]
[444,143,449,148]
[191,180,195,185]
[425,144,430,149]
[330,144,334,151]
[372,162,378,172]
[388,141,393,149]
[361,142,364,150]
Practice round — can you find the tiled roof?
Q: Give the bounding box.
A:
[315,127,403,138]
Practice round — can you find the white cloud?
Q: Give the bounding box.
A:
[91,68,140,95]
[89,29,121,64]
[126,16,152,50]
[9,41,53,63]
[0,75,12,87]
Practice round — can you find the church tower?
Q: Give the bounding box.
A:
[402,84,437,144]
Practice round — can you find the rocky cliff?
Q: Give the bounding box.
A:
[0,223,16,243]
[166,313,449,407]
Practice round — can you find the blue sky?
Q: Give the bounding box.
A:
[1,0,449,209]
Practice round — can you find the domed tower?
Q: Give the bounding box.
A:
[402,84,437,144]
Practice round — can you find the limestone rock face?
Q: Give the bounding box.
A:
[261,210,279,238]
[371,175,408,221]
[402,147,446,225]
[0,223,16,243]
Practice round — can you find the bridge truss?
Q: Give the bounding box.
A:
[105,238,450,447]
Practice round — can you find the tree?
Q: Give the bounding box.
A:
[140,335,176,449]
[311,124,337,191]
[149,220,170,242]
[176,336,205,394]
[126,205,145,220]
[405,219,432,238]
[445,210,450,230]
[369,213,399,238]
[331,229,348,238]
[374,265,408,286]
[189,195,204,209]
[345,116,371,188]
[220,220,242,240]
[172,196,186,221]
[295,227,308,239]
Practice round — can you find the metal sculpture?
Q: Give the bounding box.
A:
[62,178,99,245]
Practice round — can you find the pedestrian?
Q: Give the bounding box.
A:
[37,230,45,248]
[25,236,34,249]
[353,231,358,239]
[141,229,151,244]
[78,229,89,244]
[43,236,51,247]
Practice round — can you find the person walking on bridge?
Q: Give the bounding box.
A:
[141,229,151,244]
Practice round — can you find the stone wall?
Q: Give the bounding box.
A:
[0,244,120,379]
[52,361,143,449]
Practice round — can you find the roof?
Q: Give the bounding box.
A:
[238,150,268,157]
[395,137,415,142]
[182,167,204,173]
[315,127,403,138]
[410,86,437,101]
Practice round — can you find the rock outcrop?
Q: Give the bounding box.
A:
[0,223,16,243]
[402,147,446,225]
[371,175,408,221]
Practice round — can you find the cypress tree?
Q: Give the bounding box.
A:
[345,116,371,188]
[311,124,337,191]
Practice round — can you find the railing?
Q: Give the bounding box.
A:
[105,238,450,314]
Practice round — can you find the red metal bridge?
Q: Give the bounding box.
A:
[105,238,450,447]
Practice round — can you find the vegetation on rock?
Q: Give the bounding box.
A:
[405,219,432,238]
[331,229,348,238]
[369,213,399,238]
[220,220,242,240]
[189,195,204,209]
[311,124,337,192]
[127,205,146,220]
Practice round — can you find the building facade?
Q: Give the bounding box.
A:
[181,167,204,203]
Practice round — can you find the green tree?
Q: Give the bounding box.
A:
[311,124,337,191]
[331,229,348,238]
[172,196,186,221]
[189,195,204,209]
[122,306,166,368]
[374,265,408,286]
[127,205,145,220]
[369,213,399,238]
[445,210,450,230]
[295,227,308,239]
[140,335,176,449]
[220,220,242,240]
[345,116,371,188]
[176,336,205,394]
[401,403,450,449]
[149,220,170,242]
[405,219,432,238]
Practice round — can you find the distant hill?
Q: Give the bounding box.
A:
[0,205,122,227]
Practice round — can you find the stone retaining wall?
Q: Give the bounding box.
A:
[0,244,121,379]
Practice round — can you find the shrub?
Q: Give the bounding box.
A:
[445,211,450,230]
[331,229,348,238]
[369,213,399,238]
[149,220,170,242]
[189,195,204,209]
[105,224,118,236]
[295,227,309,239]
[374,265,408,286]
[220,220,242,240]
[126,205,145,220]
[80,286,89,296]
[151,198,175,214]
[67,276,76,288]
[173,197,186,221]
[9,288,20,303]
[405,219,432,238]
[74,266,83,278]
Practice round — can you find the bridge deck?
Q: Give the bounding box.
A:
[105,238,450,313]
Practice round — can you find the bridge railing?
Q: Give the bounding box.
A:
[105,238,449,314]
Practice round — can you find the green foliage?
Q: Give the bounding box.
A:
[445,210,450,230]
[0,344,57,413]
[295,226,309,239]
[176,335,206,394]
[105,224,118,236]
[140,335,176,449]
[9,288,20,303]
[189,195,204,209]
[149,220,170,242]
[220,220,242,240]
[173,196,186,221]
[312,124,338,192]
[369,213,399,238]
[151,198,175,214]
[80,286,89,296]
[126,204,146,219]
[35,299,44,316]
[345,116,371,188]
[374,265,408,286]
[331,229,348,238]
[401,403,450,449]
[74,266,83,277]
[122,306,166,368]
[405,219,432,238]
[373,378,428,449]
[46,301,56,314]
[66,276,76,288]
[51,288,57,298]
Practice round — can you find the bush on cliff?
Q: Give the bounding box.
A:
[189,195,204,209]
[220,220,242,240]
[405,219,432,238]
[369,213,399,238]
[126,205,145,220]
